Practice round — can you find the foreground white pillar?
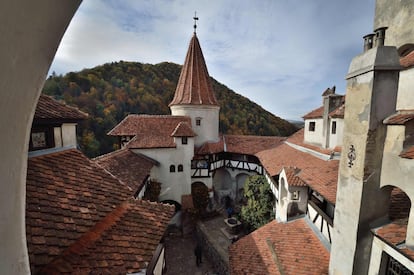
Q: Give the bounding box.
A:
[0,1,80,273]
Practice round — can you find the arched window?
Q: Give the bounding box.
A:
[169,165,175,173]
[178,164,183,172]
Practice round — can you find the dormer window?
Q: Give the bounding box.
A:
[170,165,175,173]
[309,122,316,132]
[182,137,188,145]
[196,117,201,126]
[178,164,183,172]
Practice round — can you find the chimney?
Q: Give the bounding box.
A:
[363,33,375,52]
[374,27,388,47]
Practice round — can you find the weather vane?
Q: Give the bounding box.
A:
[193,11,199,33]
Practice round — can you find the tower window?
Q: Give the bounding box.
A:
[309,122,316,132]
[169,165,175,173]
[178,164,183,172]
[196,118,201,126]
[331,121,337,134]
[182,137,188,144]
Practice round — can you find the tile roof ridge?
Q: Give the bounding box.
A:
[265,238,286,275]
[28,146,77,159]
[41,201,132,273]
[284,141,334,161]
[224,134,286,139]
[92,148,129,161]
[38,94,89,119]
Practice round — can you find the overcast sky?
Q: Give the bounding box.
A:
[50,0,376,120]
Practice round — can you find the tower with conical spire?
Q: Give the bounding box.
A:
[169,22,220,147]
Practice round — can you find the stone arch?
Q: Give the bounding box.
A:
[213,168,232,205]
[383,185,412,220]
[381,185,413,246]
[213,168,232,190]
[0,2,80,272]
[398,43,414,57]
[235,173,249,202]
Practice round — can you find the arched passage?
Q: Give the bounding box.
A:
[235,173,249,202]
[213,168,232,205]
[381,185,412,245]
[0,2,81,273]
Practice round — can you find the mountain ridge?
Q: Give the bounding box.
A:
[43,61,298,157]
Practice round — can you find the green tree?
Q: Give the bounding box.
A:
[240,175,275,232]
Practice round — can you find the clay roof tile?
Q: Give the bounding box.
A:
[169,33,219,106]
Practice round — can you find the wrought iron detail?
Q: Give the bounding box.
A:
[347,145,356,168]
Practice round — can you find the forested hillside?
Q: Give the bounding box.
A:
[43,61,297,157]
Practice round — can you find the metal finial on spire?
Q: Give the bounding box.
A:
[193,11,199,33]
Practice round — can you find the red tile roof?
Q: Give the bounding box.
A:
[35,94,88,121]
[229,218,330,275]
[400,50,414,69]
[302,96,345,119]
[41,199,174,274]
[196,134,286,156]
[171,121,196,137]
[383,110,414,125]
[400,146,414,159]
[373,219,414,261]
[224,135,286,155]
[108,115,192,148]
[256,136,338,204]
[287,129,341,154]
[94,149,158,193]
[284,167,306,187]
[169,33,219,106]
[302,106,324,119]
[329,103,345,118]
[26,149,174,274]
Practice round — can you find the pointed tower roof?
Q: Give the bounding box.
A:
[169,33,219,106]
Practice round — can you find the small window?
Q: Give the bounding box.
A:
[292,191,300,200]
[309,122,315,132]
[29,127,55,151]
[331,121,337,134]
[169,165,175,173]
[182,137,188,145]
[178,164,183,172]
[196,118,201,126]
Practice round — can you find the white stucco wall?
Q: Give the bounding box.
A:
[328,118,344,149]
[54,127,63,148]
[380,125,414,246]
[276,169,308,222]
[304,118,324,146]
[132,137,194,203]
[170,105,220,147]
[396,67,414,110]
[61,123,77,147]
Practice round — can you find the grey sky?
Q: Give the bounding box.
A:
[50,0,376,120]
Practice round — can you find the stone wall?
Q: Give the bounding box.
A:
[196,223,229,275]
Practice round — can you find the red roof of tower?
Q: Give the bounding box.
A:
[169,33,219,106]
